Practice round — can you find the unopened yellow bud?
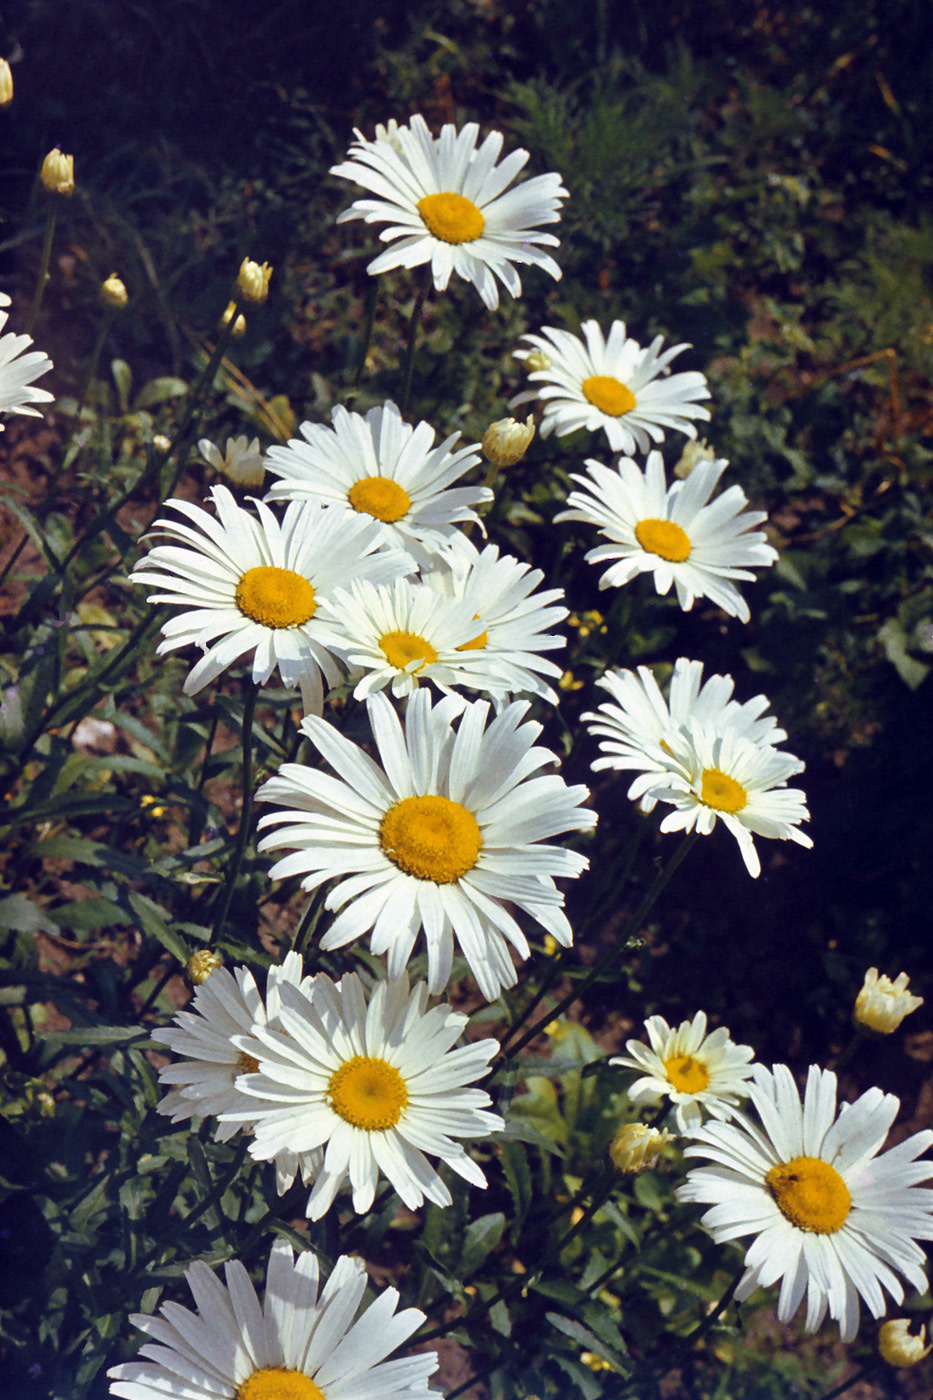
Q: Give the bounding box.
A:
[185,949,223,985]
[0,58,13,107]
[609,1122,673,1174]
[854,967,923,1035]
[878,1319,931,1367]
[482,415,535,468]
[236,258,272,304]
[524,349,551,373]
[100,274,128,310]
[220,301,247,337]
[40,147,75,196]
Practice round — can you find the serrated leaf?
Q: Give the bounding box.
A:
[460,1211,506,1276]
[546,1311,626,1368]
[127,891,190,963]
[499,1138,532,1232]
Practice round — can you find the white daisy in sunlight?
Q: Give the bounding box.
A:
[421,533,568,704]
[611,1010,756,1132]
[331,113,568,309]
[679,1064,933,1342]
[257,689,596,1001]
[129,485,412,712]
[0,295,54,428]
[583,658,788,811]
[555,451,777,622]
[643,720,812,878]
[223,972,501,1219]
[108,1237,438,1400]
[511,319,710,453]
[264,401,489,566]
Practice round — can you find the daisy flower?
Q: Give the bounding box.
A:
[198,434,265,487]
[610,1010,756,1133]
[583,658,788,811]
[330,113,568,310]
[420,533,567,705]
[223,971,502,1219]
[129,484,412,713]
[555,451,778,622]
[264,401,490,566]
[257,689,596,1001]
[0,293,54,428]
[319,575,496,703]
[511,319,710,454]
[643,720,812,878]
[107,1237,438,1400]
[678,1063,933,1342]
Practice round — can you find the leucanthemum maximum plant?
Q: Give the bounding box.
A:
[223,971,502,1219]
[257,689,596,1000]
[555,450,778,622]
[0,291,54,428]
[330,113,568,309]
[610,1010,756,1132]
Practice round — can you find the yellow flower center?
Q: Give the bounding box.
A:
[663,1053,710,1094]
[417,191,485,244]
[327,1055,408,1130]
[347,475,411,522]
[765,1156,851,1234]
[235,567,316,628]
[380,794,482,883]
[379,630,438,672]
[236,1052,260,1075]
[582,374,637,417]
[457,614,488,651]
[700,767,748,813]
[633,518,691,562]
[237,1369,324,1400]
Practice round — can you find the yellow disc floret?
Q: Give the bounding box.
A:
[380,794,482,883]
[765,1156,851,1233]
[379,630,438,672]
[235,566,316,628]
[328,1055,408,1130]
[417,191,485,244]
[347,475,412,522]
[237,1367,325,1400]
[582,374,637,417]
[663,1053,711,1094]
[700,767,748,814]
[634,518,691,562]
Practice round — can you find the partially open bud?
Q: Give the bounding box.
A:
[220,300,247,337]
[609,1122,672,1174]
[236,257,272,304]
[524,349,551,373]
[0,58,13,107]
[674,437,717,480]
[185,949,223,985]
[199,435,264,487]
[854,967,923,1035]
[482,414,535,468]
[40,147,75,196]
[878,1319,932,1368]
[100,273,128,310]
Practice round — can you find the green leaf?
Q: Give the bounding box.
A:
[460,1211,506,1276]
[879,618,930,689]
[134,376,189,409]
[0,893,57,935]
[126,891,190,963]
[498,1139,533,1233]
[546,1311,626,1368]
[41,1025,148,1046]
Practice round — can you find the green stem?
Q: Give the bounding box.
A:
[833,1029,866,1072]
[400,270,431,414]
[817,1364,875,1400]
[26,202,57,334]
[209,682,258,946]
[494,831,698,1069]
[350,283,379,388]
[612,1265,744,1396]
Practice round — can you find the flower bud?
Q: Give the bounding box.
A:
[854,967,923,1035]
[220,300,247,337]
[0,58,13,107]
[878,1319,931,1367]
[198,435,264,487]
[100,273,128,310]
[236,257,272,304]
[152,434,172,454]
[674,437,717,480]
[524,349,551,373]
[482,414,535,468]
[40,147,75,196]
[185,949,223,985]
[609,1122,672,1174]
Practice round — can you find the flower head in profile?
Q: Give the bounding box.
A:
[679,1063,933,1342]
[129,484,412,713]
[264,401,489,566]
[878,1318,932,1367]
[482,414,535,468]
[611,1011,756,1132]
[609,1122,673,1173]
[198,434,265,486]
[258,689,595,1000]
[854,968,923,1035]
[555,451,777,622]
[512,319,710,454]
[108,1238,438,1400]
[583,658,788,812]
[40,147,74,195]
[225,972,502,1219]
[236,256,272,303]
[331,114,568,310]
[0,294,54,429]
